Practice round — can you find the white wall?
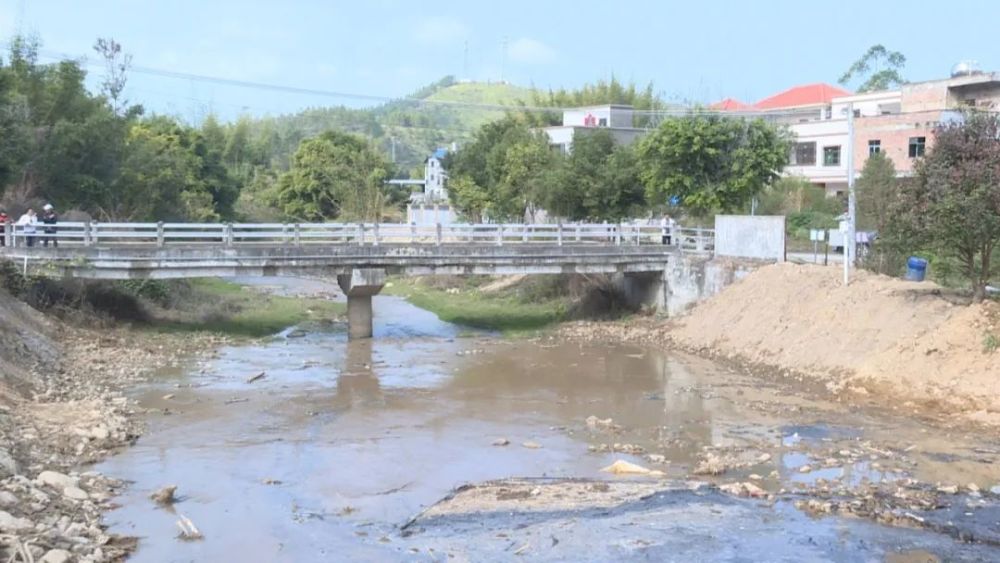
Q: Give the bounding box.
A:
[714,215,786,261]
[786,119,848,184]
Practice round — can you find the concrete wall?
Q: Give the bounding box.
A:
[713,215,786,261]
[406,204,458,226]
[617,255,764,316]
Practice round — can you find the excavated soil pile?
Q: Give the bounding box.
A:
[669,263,1000,422]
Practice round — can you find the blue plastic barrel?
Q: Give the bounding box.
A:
[905,257,928,282]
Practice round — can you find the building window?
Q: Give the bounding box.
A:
[823,146,841,166]
[853,109,861,118]
[868,140,881,155]
[791,142,816,165]
[598,117,608,127]
[908,137,926,158]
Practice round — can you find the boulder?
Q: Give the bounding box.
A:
[40,549,72,563]
[0,509,34,532]
[63,486,89,501]
[36,470,77,489]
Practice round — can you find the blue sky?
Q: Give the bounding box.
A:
[3,0,999,121]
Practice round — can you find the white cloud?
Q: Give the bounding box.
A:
[507,37,557,65]
[413,16,469,45]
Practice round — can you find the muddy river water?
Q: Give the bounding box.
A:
[97,278,1000,561]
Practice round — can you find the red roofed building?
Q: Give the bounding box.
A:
[707,98,752,111]
[753,83,851,110]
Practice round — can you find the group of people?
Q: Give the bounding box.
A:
[0,204,59,247]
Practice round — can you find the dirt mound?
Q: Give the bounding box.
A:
[669,263,1000,422]
[0,288,60,395]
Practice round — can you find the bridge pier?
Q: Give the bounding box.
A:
[337,268,386,339]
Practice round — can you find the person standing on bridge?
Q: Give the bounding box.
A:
[41,204,58,248]
[660,214,676,245]
[0,209,8,247]
[16,208,37,247]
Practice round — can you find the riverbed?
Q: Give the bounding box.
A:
[97,278,1000,561]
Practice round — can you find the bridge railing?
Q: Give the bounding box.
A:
[1,221,714,252]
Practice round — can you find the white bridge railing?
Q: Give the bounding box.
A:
[0,221,714,253]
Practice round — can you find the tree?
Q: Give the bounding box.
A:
[93,38,133,116]
[273,131,392,221]
[537,129,645,220]
[856,152,898,231]
[636,115,790,215]
[839,45,906,93]
[888,112,1000,300]
[448,114,553,221]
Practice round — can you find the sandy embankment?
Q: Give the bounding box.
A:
[668,263,1000,424]
[560,262,1000,425]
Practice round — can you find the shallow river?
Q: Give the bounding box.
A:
[97,278,1000,562]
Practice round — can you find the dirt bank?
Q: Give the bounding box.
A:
[562,263,1000,426]
[0,288,227,562]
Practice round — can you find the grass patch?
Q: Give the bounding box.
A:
[384,277,568,336]
[153,278,344,338]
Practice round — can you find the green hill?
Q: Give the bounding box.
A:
[243,77,536,174]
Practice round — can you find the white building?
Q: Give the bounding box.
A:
[386,148,459,225]
[541,104,646,153]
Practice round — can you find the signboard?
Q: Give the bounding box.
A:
[838,220,849,234]
[809,229,826,242]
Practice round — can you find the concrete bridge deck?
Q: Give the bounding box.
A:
[0,221,716,338]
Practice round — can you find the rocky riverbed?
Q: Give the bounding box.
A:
[0,330,227,562]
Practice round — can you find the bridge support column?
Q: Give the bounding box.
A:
[337,268,386,339]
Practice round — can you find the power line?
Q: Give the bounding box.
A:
[15,45,846,120]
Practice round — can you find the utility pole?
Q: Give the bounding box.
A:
[390,136,396,163]
[846,101,857,285]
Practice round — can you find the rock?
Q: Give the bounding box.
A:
[0,491,18,508]
[967,483,980,493]
[720,482,768,498]
[798,465,812,474]
[491,438,510,446]
[646,454,667,464]
[286,329,307,338]
[36,470,77,489]
[749,474,763,481]
[600,459,664,476]
[0,447,18,477]
[990,485,1000,496]
[756,453,772,463]
[40,548,72,563]
[937,484,959,494]
[246,371,267,383]
[150,485,177,505]
[585,415,614,430]
[162,393,176,400]
[0,509,34,531]
[91,426,110,440]
[521,441,542,449]
[63,486,89,501]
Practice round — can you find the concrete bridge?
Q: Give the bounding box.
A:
[0,221,715,338]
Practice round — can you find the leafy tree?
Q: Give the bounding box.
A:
[447,176,491,222]
[448,114,553,221]
[856,152,899,231]
[839,45,906,93]
[537,129,645,220]
[529,76,662,127]
[273,131,392,221]
[637,115,790,215]
[887,112,1000,300]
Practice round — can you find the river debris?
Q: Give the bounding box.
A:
[246,371,267,384]
[150,485,177,505]
[522,441,542,449]
[492,438,510,446]
[601,460,664,477]
[176,514,203,540]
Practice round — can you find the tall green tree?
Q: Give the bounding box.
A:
[448,114,553,221]
[856,152,899,232]
[272,131,392,221]
[637,115,790,215]
[887,112,1000,300]
[839,45,907,93]
[537,129,645,220]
